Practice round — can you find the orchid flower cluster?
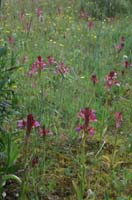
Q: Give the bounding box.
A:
[105,71,120,92]
[28,56,47,76]
[56,61,70,75]
[28,56,70,76]
[79,9,88,19]
[88,19,94,30]
[36,7,43,17]
[124,60,132,69]
[116,36,125,53]
[123,55,132,69]
[91,74,98,85]
[17,114,52,143]
[19,7,43,22]
[115,112,123,129]
[90,71,120,91]
[76,108,97,136]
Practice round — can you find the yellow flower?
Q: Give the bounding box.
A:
[18,67,23,71]
[0,38,4,42]
[5,30,10,33]
[26,13,31,16]
[59,43,64,47]
[93,35,97,40]
[12,85,17,89]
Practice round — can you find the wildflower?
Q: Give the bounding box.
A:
[12,85,17,89]
[124,60,129,69]
[115,112,123,128]
[23,54,28,63]
[2,192,6,198]
[56,62,70,75]
[26,114,39,134]
[17,120,27,129]
[39,125,53,137]
[76,108,97,136]
[25,22,31,33]
[76,125,96,136]
[93,35,97,40]
[19,12,25,22]
[78,108,97,123]
[79,9,88,19]
[124,60,130,69]
[32,155,39,167]
[123,60,132,69]
[28,56,47,76]
[59,43,64,47]
[105,71,120,91]
[115,36,125,53]
[8,36,15,45]
[36,7,43,17]
[88,20,94,30]
[47,56,57,65]
[17,114,40,143]
[106,71,117,80]
[123,55,132,69]
[123,55,128,60]
[91,74,98,85]
[76,125,83,132]
[18,67,23,71]
[88,127,96,136]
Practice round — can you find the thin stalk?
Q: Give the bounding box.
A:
[79,133,87,199]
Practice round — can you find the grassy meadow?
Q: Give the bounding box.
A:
[0,0,132,199]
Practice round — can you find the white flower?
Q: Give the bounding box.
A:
[2,192,6,198]
[123,55,128,60]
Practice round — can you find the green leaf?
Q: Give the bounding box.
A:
[2,174,22,184]
[104,191,109,200]
[125,171,132,181]
[116,198,127,200]
[1,164,21,174]
[0,138,5,152]
[0,46,7,58]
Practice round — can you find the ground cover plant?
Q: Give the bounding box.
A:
[0,0,132,199]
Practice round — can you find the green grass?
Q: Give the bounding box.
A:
[0,0,132,199]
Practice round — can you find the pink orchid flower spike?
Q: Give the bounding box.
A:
[76,108,97,136]
[17,114,40,144]
[115,36,125,53]
[115,112,123,128]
